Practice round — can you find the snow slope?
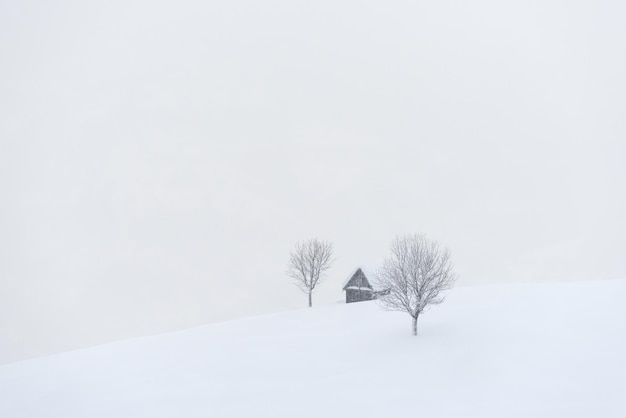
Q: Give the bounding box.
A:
[1,280,625,418]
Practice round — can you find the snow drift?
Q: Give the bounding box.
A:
[1,280,625,417]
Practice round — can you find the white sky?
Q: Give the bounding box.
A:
[1,0,625,364]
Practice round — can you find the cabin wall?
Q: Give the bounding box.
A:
[346,288,374,303]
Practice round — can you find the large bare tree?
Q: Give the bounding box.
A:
[376,234,457,335]
[287,239,334,307]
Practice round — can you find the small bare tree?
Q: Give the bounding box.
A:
[376,234,457,336]
[287,238,334,307]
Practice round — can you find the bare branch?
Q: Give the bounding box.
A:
[375,234,457,335]
[286,238,334,307]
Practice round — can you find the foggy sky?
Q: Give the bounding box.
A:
[1,0,625,364]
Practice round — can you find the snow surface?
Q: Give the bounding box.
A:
[1,280,625,418]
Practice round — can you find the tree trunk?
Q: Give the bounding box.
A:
[308,291,312,308]
[412,314,419,336]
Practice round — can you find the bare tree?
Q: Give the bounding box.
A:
[376,234,457,336]
[287,239,334,307]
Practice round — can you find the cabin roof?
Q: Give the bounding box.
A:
[341,263,380,286]
[342,267,375,290]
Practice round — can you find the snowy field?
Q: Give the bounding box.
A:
[1,280,625,418]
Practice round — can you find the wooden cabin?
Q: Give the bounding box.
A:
[342,268,374,303]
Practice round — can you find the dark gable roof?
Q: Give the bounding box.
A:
[342,267,373,291]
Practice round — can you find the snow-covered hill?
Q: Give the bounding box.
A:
[1,280,625,418]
